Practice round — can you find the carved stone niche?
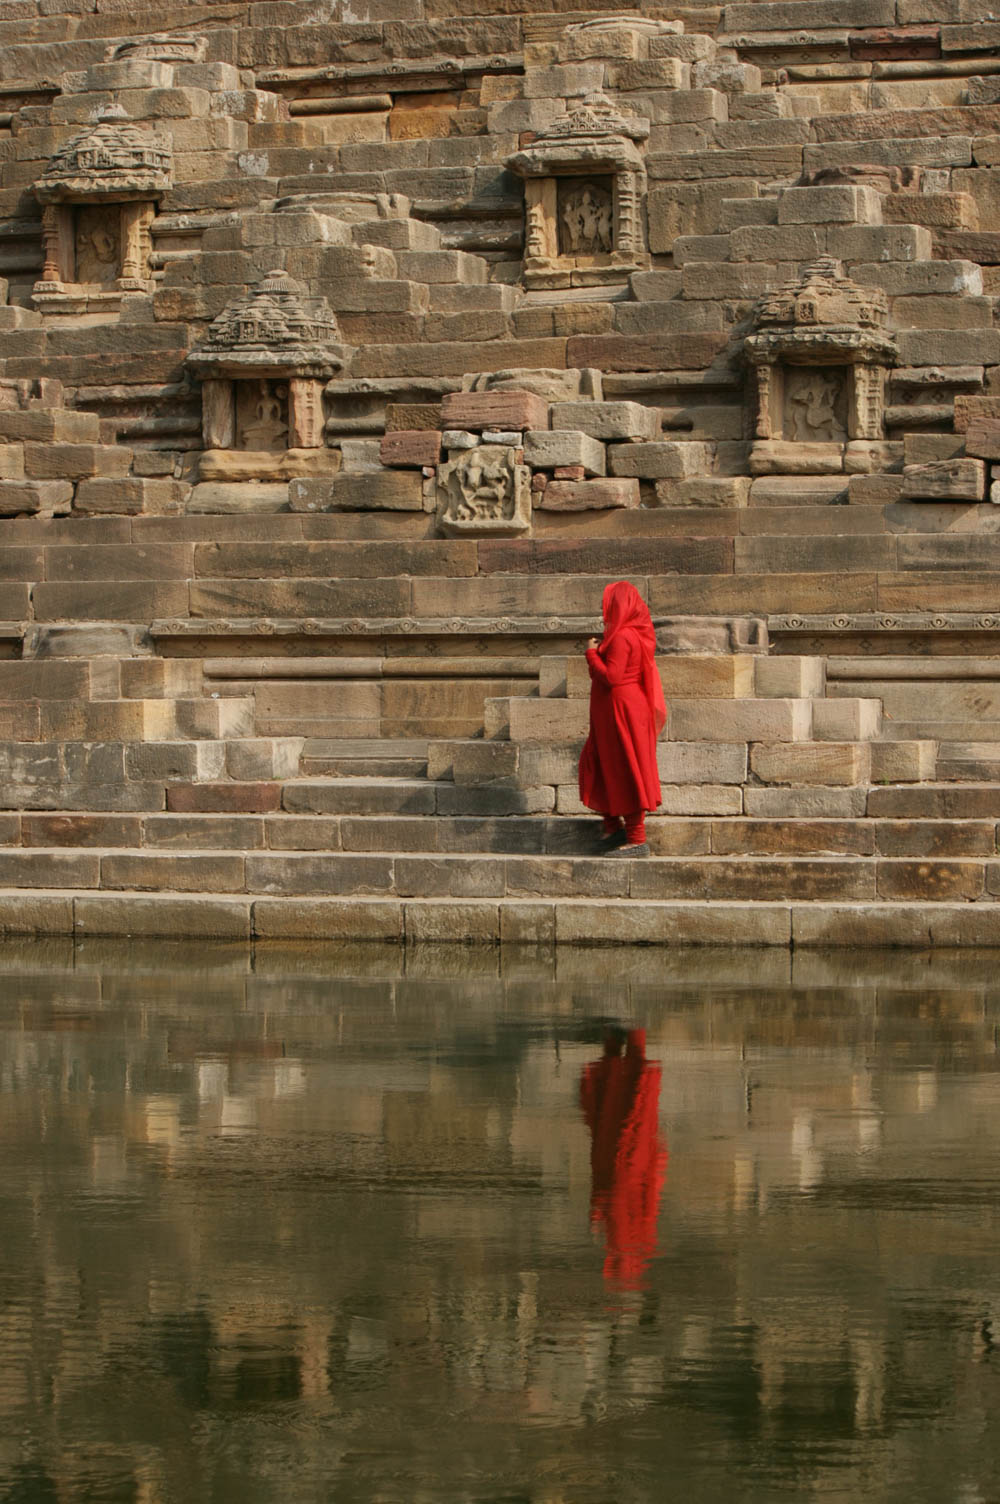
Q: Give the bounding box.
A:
[506,93,650,290]
[743,257,897,475]
[185,269,351,482]
[32,107,172,313]
[436,446,532,537]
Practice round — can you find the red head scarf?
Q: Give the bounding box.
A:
[600,581,666,734]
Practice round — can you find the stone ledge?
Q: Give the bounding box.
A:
[0,890,998,948]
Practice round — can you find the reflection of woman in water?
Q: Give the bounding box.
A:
[580,1027,667,1290]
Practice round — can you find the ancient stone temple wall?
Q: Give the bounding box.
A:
[4,0,1000,942]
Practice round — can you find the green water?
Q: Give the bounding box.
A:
[2,939,1000,1502]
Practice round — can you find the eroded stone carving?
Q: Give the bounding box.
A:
[106,32,208,62]
[437,445,531,536]
[506,93,649,289]
[186,269,348,381]
[744,257,897,473]
[35,109,172,203]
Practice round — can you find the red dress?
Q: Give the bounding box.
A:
[580,1029,668,1290]
[579,581,665,818]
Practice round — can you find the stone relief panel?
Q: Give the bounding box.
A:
[558,179,614,257]
[783,368,848,444]
[437,446,532,537]
[236,379,289,451]
[73,207,120,286]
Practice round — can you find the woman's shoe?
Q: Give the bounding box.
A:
[597,827,628,851]
[604,840,649,858]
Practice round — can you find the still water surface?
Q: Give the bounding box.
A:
[3,939,1000,1502]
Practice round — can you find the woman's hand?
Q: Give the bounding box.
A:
[587,637,600,651]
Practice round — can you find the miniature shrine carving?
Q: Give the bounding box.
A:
[437,445,532,537]
[506,93,650,290]
[32,107,172,312]
[743,257,897,474]
[185,269,349,481]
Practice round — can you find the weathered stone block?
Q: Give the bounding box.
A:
[777,185,883,224]
[440,391,549,433]
[536,478,639,511]
[750,742,872,786]
[379,430,443,467]
[608,442,713,480]
[523,430,605,475]
[901,458,986,500]
[549,401,660,441]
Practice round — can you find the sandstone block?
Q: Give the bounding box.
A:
[754,657,825,698]
[523,430,605,475]
[655,478,751,508]
[901,458,986,500]
[167,783,283,814]
[669,699,812,742]
[658,655,755,699]
[777,184,883,224]
[289,472,424,511]
[536,478,639,511]
[964,421,1000,461]
[750,742,872,786]
[380,430,442,467]
[870,740,937,781]
[0,480,73,517]
[608,442,713,480]
[812,698,882,741]
[439,391,549,433]
[75,894,251,939]
[253,897,402,941]
[549,401,660,441]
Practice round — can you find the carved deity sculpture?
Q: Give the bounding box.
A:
[436,445,532,537]
[559,182,614,256]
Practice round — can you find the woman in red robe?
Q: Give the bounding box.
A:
[578,581,666,853]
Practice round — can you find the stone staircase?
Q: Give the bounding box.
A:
[4,506,1000,945]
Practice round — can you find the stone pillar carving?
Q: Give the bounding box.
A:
[40,204,73,284]
[201,380,235,450]
[289,379,324,449]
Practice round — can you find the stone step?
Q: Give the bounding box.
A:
[5,888,1000,946]
[299,737,430,777]
[0,697,254,742]
[0,847,996,905]
[936,744,1000,781]
[2,810,997,859]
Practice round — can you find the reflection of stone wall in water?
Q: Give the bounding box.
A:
[236,379,289,451]
[558,179,613,256]
[74,206,118,284]
[783,367,848,444]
